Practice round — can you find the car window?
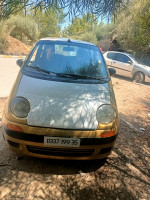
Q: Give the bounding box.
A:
[25,42,108,78]
[107,52,115,59]
[115,53,131,63]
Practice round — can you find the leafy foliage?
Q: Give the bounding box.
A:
[115,0,150,57]
[65,15,116,45]
[64,13,98,44]
[32,6,64,38]
[0,14,39,53]
[0,0,149,65]
[96,22,116,41]
[0,0,127,20]
[0,21,8,53]
[67,13,97,35]
[6,14,39,42]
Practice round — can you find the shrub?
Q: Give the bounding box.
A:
[0,21,8,53]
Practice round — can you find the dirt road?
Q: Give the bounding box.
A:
[0,58,19,97]
[0,70,150,199]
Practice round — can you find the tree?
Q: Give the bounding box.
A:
[0,0,129,20]
[111,0,150,65]
[0,0,28,20]
[0,20,8,52]
[115,0,150,55]
[0,13,39,53]
[95,22,116,41]
[6,14,39,42]
[67,13,97,36]
[95,22,117,51]
[65,13,98,44]
[32,6,64,38]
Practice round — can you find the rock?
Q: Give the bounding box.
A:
[140,128,145,131]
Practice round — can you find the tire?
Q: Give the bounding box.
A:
[133,72,145,83]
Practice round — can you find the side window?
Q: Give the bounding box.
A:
[27,45,43,63]
[107,52,115,59]
[115,53,131,63]
[30,47,38,62]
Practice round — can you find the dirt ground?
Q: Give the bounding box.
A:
[2,36,31,55]
[0,76,150,200]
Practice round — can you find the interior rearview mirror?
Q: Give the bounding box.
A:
[63,47,74,51]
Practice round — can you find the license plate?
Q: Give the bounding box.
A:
[44,137,80,147]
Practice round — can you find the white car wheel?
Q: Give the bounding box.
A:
[133,72,145,83]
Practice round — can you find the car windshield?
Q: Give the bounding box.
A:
[25,41,108,79]
[128,54,143,65]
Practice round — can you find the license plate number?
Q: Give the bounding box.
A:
[44,137,80,147]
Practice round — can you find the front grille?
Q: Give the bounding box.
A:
[26,145,94,157]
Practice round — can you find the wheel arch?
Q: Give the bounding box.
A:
[132,71,145,82]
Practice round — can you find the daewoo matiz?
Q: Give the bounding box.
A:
[2,38,119,160]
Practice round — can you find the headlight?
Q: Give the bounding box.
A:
[96,104,116,124]
[10,97,30,118]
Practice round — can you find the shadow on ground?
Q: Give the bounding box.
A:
[0,115,150,199]
[113,74,150,86]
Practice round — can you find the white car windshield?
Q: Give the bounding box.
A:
[128,54,142,65]
[25,41,108,79]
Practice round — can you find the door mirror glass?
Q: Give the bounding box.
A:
[109,68,116,76]
[16,59,24,67]
[127,60,133,65]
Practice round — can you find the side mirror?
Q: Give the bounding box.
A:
[16,59,24,67]
[127,60,132,65]
[109,68,116,76]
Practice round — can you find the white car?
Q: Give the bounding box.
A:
[103,51,150,83]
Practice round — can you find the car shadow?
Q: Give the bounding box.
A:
[113,74,132,82]
[10,155,107,175]
[112,74,150,85]
[0,118,150,200]
[0,125,106,176]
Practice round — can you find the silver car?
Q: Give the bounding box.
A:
[103,51,150,83]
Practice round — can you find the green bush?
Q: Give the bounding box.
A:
[69,32,97,44]
[6,15,39,42]
[0,21,8,53]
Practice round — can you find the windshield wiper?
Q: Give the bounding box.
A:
[27,65,50,75]
[49,72,105,80]
[27,66,78,79]
[51,72,79,79]
[27,66,107,81]
[55,73,106,81]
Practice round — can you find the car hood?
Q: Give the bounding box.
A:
[17,75,111,129]
[135,63,150,71]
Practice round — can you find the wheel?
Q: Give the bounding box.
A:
[133,72,145,83]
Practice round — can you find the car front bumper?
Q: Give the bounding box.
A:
[2,118,118,160]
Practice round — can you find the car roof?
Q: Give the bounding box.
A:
[39,37,96,47]
[105,51,132,57]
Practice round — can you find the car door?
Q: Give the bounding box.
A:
[112,53,134,78]
[104,52,118,72]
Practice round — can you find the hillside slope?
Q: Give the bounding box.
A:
[4,36,32,55]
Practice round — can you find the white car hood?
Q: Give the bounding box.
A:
[136,63,150,71]
[17,75,111,129]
